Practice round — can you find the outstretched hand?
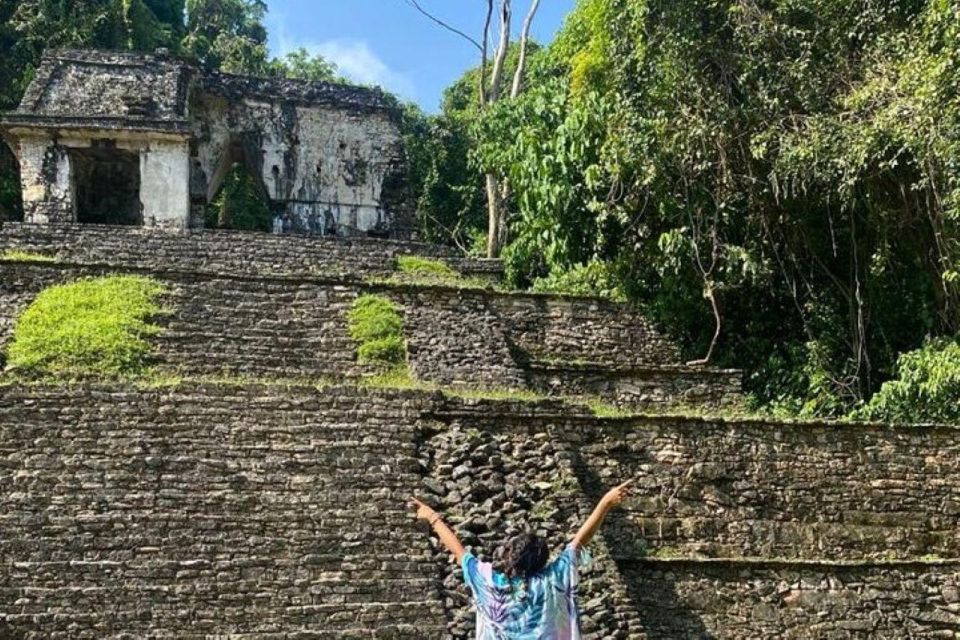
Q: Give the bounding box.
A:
[601,480,634,508]
[411,497,437,522]
[410,497,465,561]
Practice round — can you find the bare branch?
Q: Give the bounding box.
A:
[487,0,512,104]
[403,0,482,51]
[510,0,541,98]
[479,0,493,107]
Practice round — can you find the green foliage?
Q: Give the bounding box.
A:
[181,0,268,73]
[531,259,625,300]
[396,256,459,278]
[206,163,272,232]
[459,0,960,417]
[851,338,960,424]
[400,103,486,249]
[361,365,420,390]
[269,47,340,82]
[6,276,167,377]
[1,250,54,262]
[357,336,406,366]
[0,147,23,221]
[347,295,406,368]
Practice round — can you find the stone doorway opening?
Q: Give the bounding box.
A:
[71,147,142,225]
[205,138,273,232]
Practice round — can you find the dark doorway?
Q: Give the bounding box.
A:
[71,148,142,225]
[0,143,23,221]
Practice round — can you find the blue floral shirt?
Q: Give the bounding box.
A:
[461,544,591,640]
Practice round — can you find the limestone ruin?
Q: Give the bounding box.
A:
[1,223,958,638]
[0,49,409,236]
[0,47,958,640]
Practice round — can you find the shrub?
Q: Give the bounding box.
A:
[347,294,406,367]
[851,337,960,424]
[357,336,406,364]
[6,275,167,377]
[531,260,626,300]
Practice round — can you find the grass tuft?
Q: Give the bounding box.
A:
[6,275,168,378]
[2,250,55,263]
[347,294,406,368]
[396,255,460,278]
[360,365,429,390]
[588,399,637,418]
[383,255,497,290]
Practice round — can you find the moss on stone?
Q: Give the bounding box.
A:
[396,255,459,278]
[7,275,167,378]
[347,294,407,369]
[1,249,55,262]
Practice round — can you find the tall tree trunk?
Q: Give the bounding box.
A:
[485,172,505,258]
[405,0,542,259]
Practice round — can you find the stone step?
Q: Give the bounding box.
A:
[1,262,718,410]
[526,358,744,410]
[0,221,502,281]
[1,383,958,639]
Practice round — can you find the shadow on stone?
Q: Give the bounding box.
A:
[571,448,713,640]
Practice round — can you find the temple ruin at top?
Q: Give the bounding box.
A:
[0,49,410,237]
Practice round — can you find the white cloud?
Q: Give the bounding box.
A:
[267,12,416,101]
[313,39,417,101]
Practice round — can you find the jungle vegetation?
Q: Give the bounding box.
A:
[0,0,957,421]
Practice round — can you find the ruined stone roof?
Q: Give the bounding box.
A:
[2,49,193,134]
[202,71,399,114]
[1,49,399,136]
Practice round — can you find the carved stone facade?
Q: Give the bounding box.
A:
[0,49,409,236]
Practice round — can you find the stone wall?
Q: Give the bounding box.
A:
[432,403,960,562]
[139,139,190,227]
[622,559,959,639]
[399,289,529,389]
[525,362,744,410]
[191,80,408,236]
[0,262,699,403]
[1,384,957,639]
[14,139,73,223]
[0,222,498,279]
[0,384,447,639]
[488,295,682,367]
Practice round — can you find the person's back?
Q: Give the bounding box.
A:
[412,481,632,640]
[462,541,589,639]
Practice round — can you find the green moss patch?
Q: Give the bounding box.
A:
[6,275,168,378]
[1,250,55,263]
[347,294,406,368]
[397,255,460,279]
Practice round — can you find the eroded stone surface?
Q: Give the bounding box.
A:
[0,262,704,406]
[1,49,409,235]
[1,385,958,639]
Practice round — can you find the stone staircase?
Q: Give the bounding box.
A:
[0,224,738,411]
[1,224,958,639]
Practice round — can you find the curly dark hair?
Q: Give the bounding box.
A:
[495,532,549,582]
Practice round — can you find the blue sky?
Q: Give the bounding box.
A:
[265,1,577,112]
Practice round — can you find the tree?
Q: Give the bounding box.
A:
[269,48,340,82]
[181,0,269,74]
[464,0,960,416]
[406,0,542,258]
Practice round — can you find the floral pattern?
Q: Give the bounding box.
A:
[461,544,591,639]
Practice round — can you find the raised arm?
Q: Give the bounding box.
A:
[572,480,633,550]
[412,497,466,562]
